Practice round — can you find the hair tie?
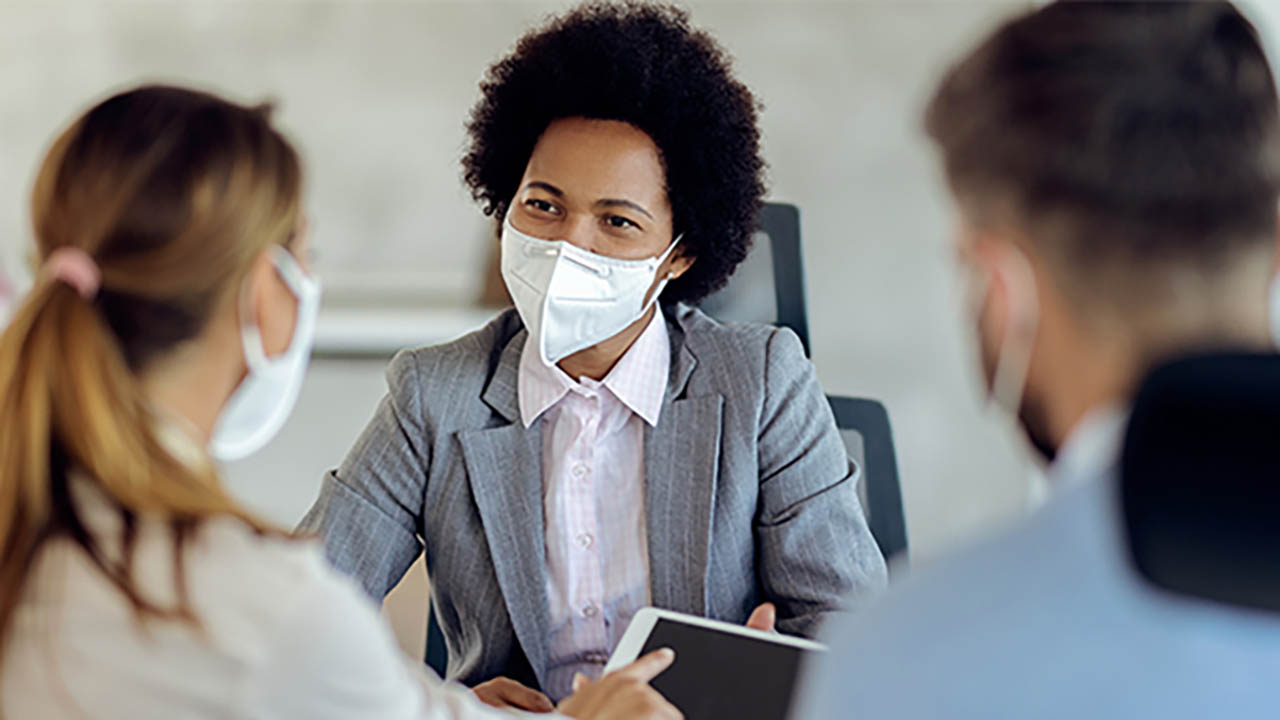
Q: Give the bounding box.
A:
[43,247,102,300]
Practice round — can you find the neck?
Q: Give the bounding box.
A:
[557,305,657,382]
[140,338,243,446]
[1038,287,1274,450]
[1039,344,1134,452]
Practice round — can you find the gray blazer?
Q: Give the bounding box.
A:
[300,304,887,692]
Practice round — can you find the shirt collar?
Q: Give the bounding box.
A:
[1050,403,1130,489]
[145,407,215,472]
[518,310,670,429]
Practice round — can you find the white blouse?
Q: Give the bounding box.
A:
[1,479,526,720]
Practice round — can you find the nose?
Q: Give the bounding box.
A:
[563,214,599,254]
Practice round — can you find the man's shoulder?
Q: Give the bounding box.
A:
[798,482,1116,715]
[799,477,1280,718]
[844,482,1103,641]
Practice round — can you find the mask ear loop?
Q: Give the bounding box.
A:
[650,233,683,270]
[641,234,685,309]
[986,246,1040,416]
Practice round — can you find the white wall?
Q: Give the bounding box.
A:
[3,0,1051,566]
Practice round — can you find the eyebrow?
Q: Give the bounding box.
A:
[596,198,655,221]
[522,180,564,197]
[521,181,655,222]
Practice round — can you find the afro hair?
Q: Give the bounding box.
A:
[463,1,767,303]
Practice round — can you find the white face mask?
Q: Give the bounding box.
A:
[210,245,322,462]
[963,246,1053,463]
[500,216,680,365]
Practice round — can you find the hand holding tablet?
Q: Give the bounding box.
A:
[605,608,825,720]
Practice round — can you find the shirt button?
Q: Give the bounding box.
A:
[577,533,594,549]
[586,652,609,664]
[572,463,589,478]
[582,604,599,619]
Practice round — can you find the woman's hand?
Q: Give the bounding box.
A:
[557,649,682,720]
[472,676,555,713]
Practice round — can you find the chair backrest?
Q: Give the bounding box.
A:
[827,395,908,566]
[698,201,811,356]
[1122,352,1280,614]
[425,601,447,676]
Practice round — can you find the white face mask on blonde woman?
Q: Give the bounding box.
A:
[210,245,322,461]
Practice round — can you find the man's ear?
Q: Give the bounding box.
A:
[970,238,1011,339]
[994,239,1043,335]
[1273,212,1280,273]
[971,233,1044,342]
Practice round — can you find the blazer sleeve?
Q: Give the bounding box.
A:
[297,349,431,600]
[754,327,888,637]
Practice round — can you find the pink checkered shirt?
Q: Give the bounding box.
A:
[518,310,668,701]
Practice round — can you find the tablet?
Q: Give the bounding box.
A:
[605,607,825,720]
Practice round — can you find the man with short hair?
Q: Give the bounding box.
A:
[794,2,1280,717]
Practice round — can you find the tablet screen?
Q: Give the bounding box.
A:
[639,618,813,720]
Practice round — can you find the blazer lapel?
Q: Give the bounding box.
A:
[645,316,725,615]
[457,330,553,688]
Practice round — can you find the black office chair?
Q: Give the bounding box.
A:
[425,597,447,676]
[699,201,811,356]
[827,395,909,566]
[700,202,908,558]
[1121,352,1280,613]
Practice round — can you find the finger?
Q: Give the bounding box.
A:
[745,602,776,632]
[498,683,555,712]
[472,688,509,709]
[614,648,676,683]
[572,672,592,694]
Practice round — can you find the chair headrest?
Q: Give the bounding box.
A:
[1121,352,1280,613]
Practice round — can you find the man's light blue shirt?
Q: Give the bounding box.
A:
[793,407,1280,719]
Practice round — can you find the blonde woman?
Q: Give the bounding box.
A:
[0,85,676,720]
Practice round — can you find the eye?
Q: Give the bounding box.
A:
[524,198,558,215]
[605,214,641,231]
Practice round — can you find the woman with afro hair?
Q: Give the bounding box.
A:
[302,2,887,711]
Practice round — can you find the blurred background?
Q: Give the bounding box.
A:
[3,0,1279,654]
